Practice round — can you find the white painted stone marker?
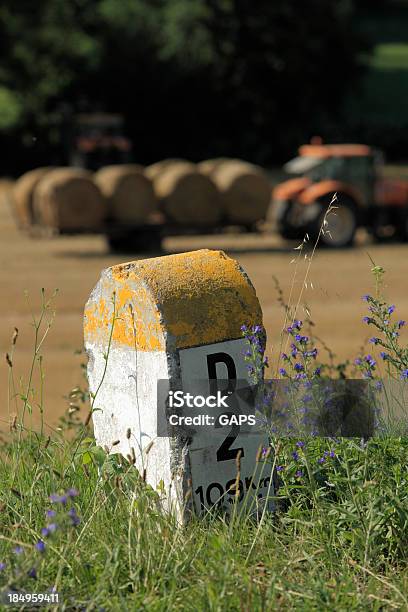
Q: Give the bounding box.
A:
[84,249,273,522]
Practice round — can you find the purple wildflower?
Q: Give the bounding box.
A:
[329,450,336,458]
[279,368,287,377]
[276,466,284,472]
[0,562,5,571]
[281,352,289,361]
[313,367,321,376]
[380,352,389,360]
[46,509,56,518]
[296,441,305,448]
[369,337,381,345]
[240,324,248,332]
[68,508,80,526]
[295,373,307,380]
[13,546,23,555]
[318,457,326,464]
[295,470,304,478]
[401,369,408,380]
[388,305,395,315]
[296,334,309,344]
[294,363,304,372]
[49,493,67,504]
[363,316,373,324]
[28,567,37,579]
[35,541,46,554]
[354,358,362,365]
[41,528,50,538]
[362,294,370,302]
[398,320,406,329]
[364,355,376,367]
[292,451,299,461]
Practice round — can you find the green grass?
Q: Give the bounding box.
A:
[1,429,408,610]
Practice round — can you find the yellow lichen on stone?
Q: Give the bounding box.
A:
[84,249,262,351]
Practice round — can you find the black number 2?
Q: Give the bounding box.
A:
[215,412,244,461]
[207,352,244,462]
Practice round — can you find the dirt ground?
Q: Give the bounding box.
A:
[1,182,407,433]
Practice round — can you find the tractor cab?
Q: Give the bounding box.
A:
[272,143,385,247]
[282,144,378,204]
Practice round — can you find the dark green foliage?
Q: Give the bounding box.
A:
[0,0,368,173]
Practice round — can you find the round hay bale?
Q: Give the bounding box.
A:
[33,168,106,232]
[13,167,53,228]
[197,158,234,177]
[145,159,187,182]
[94,165,157,224]
[0,178,14,194]
[210,161,272,224]
[152,161,222,226]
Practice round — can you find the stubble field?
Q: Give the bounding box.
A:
[0,181,407,431]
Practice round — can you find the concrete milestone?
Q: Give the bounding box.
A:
[84,248,273,522]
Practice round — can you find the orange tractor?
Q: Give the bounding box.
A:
[272,143,408,247]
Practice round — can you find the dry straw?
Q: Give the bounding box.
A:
[144,158,188,181]
[94,164,158,224]
[148,160,222,225]
[33,168,106,232]
[199,159,272,224]
[197,157,233,176]
[12,167,54,228]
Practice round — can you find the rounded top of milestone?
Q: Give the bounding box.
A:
[84,249,263,351]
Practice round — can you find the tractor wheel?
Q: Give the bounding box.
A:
[274,199,306,240]
[308,195,357,248]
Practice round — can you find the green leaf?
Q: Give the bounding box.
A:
[82,451,93,465]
